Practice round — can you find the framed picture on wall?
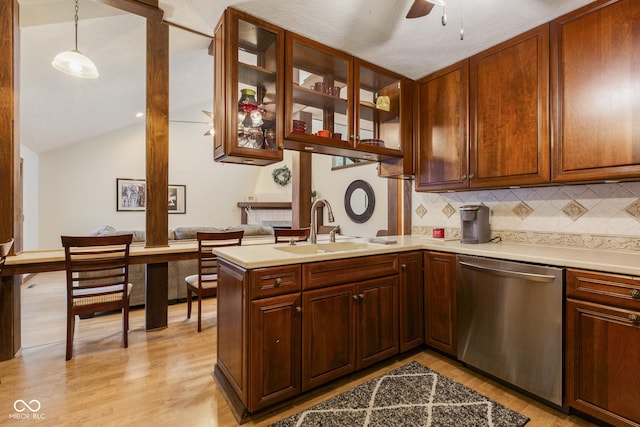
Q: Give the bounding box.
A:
[117,178,146,211]
[168,184,186,214]
[116,179,186,214]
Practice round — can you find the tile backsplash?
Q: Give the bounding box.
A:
[412,182,640,252]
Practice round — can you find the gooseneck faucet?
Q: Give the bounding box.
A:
[310,198,334,244]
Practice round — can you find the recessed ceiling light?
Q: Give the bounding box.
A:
[135,112,144,118]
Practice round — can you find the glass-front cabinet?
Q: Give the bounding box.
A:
[284,33,406,161]
[213,8,284,165]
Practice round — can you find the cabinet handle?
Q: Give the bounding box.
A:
[631,289,640,299]
[295,306,302,313]
[629,314,639,325]
[274,278,282,287]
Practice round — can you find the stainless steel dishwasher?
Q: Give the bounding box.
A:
[457,255,564,407]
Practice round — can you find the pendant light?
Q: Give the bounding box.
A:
[52,0,99,79]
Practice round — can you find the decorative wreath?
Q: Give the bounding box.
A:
[272,165,292,187]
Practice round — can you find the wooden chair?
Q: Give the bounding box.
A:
[274,228,310,243]
[186,230,244,332]
[0,238,14,276]
[61,234,133,361]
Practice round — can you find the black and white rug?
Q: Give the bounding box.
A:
[269,361,529,427]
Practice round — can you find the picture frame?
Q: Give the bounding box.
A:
[117,178,146,211]
[116,179,186,214]
[168,184,186,214]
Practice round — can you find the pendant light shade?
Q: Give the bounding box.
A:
[52,50,99,79]
[52,0,99,79]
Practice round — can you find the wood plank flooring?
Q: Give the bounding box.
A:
[0,272,596,426]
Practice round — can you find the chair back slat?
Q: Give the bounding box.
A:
[0,238,14,277]
[196,231,243,289]
[61,234,133,303]
[274,228,310,243]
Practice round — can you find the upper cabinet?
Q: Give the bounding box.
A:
[469,24,550,188]
[416,60,469,191]
[284,33,410,163]
[213,9,285,165]
[551,0,640,182]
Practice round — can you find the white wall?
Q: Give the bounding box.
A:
[37,121,261,249]
[312,156,387,238]
[20,145,39,250]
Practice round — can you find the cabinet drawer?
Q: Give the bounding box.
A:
[567,268,640,310]
[251,265,301,299]
[302,254,398,290]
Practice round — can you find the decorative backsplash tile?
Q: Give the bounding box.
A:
[415,204,427,218]
[412,181,640,252]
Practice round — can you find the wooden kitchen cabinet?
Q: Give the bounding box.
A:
[398,251,424,352]
[213,8,285,165]
[301,255,399,391]
[566,268,640,427]
[469,24,550,188]
[423,251,457,356]
[416,60,469,191]
[284,32,410,163]
[250,293,301,411]
[551,0,640,183]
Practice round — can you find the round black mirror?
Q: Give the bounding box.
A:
[344,180,375,223]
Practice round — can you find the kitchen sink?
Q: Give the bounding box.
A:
[274,241,372,255]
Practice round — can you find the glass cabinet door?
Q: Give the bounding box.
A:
[355,61,403,153]
[285,34,353,150]
[214,9,284,165]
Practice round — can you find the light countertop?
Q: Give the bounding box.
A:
[214,235,640,276]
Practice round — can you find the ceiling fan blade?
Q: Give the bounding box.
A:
[406,0,435,18]
[202,110,214,119]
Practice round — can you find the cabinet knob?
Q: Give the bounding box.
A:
[358,293,364,300]
[355,136,360,141]
[631,289,640,299]
[295,306,302,313]
[629,314,639,324]
[274,278,282,287]
[352,294,359,300]
[468,174,475,179]
[461,175,467,180]
[278,143,284,149]
[401,264,406,269]
[349,135,355,141]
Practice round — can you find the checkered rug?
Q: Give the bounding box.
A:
[269,361,529,427]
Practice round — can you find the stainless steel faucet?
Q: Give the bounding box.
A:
[310,198,334,244]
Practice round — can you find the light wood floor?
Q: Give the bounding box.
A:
[0,271,597,426]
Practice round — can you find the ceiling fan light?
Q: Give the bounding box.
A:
[52,50,99,79]
[427,0,445,6]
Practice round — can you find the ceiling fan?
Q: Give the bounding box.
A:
[406,0,443,19]
[169,110,214,136]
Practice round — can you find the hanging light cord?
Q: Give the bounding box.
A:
[74,0,79,51]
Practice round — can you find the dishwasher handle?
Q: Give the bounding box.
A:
[459,261,556,283]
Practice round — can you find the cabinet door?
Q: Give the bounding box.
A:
[301,283,356,391]
[566,299,640,426]
[424,251,457,356]
[416,60,469,191]
[284,32,354,154]
[249,293,301,411]
[356,276,399,369]
[398,251,424,352]
[470,25,550,188]
[551,0,640,182]
[213,8,284,165]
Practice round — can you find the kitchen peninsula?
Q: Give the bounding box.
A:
[212,236,640,423]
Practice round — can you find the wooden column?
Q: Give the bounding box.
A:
[144,18,169,329]
[387,179,412,236]
[0,0,21,361]
[292,152,312,229]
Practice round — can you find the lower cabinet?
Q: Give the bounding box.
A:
[301,276,398,391]
[250,293,301,411]
[423,251,457,356]
[565,268,640,427]
[216,253,405,421]
[399,251,424,352]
